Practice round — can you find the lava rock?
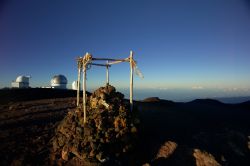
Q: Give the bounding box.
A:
[50,85,139,164]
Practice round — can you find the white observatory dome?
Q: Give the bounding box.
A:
[51,75,68,89]
[72,81,81,90]
[16,76,30,83]
[12,75,30,88]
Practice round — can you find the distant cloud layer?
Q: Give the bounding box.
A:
[192,86,204,90]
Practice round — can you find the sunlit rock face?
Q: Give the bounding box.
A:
[155,141,178,159]
[193,149,221,166]
[50,85,139,165]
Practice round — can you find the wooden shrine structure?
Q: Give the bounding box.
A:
[76,51,142,124]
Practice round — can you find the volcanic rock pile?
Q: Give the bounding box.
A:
[50,85,139,164]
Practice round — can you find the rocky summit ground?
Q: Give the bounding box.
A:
[0,88,250,166]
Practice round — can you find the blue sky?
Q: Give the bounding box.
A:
[0,0,250,100]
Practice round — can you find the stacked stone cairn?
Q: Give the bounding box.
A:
[50,85,139,164]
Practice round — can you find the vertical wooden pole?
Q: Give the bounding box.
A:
[77,62,81,107]
[83,61,86,124]
[106,60,109,85]
[130,51,133,112]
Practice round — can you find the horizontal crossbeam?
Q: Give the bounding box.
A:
[107,60,126,65]
[91,63,111,67]
[92,58,129,62]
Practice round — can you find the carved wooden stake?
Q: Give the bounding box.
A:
[77,62,81,107]
[130,51,133,112]
[83,61,87,124]
[106,60,109,85]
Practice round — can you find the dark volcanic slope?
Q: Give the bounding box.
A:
[0,88,90,105]
[0,90,250,166]
[137,99,250,166]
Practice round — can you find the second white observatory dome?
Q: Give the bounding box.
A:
[72,81,81,90]
[51,74,68,89]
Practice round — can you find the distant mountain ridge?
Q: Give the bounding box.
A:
[187,99,224,105]
[215,96,250,104]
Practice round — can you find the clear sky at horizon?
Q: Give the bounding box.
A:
[1,0,250,101]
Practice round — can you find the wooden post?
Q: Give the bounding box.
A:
[106,60,109,85]
[77,62,81,107]
[130,51,133,111]
[83,60,87,124]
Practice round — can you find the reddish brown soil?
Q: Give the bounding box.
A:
[0,97,76,165]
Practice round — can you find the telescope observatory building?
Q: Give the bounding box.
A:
[11,76,30,88]
[50,75,68,89]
